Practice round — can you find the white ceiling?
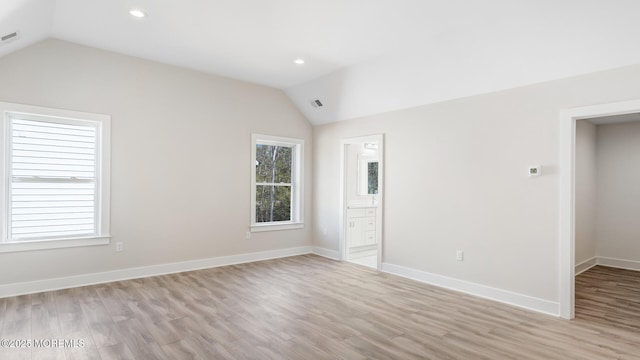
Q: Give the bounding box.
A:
[2,1,640,125]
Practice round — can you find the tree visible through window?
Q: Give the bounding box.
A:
[255,144,292,222]
[368,161,379,194]
[251,134,303,230]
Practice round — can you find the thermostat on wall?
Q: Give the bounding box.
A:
[528,165,541,177]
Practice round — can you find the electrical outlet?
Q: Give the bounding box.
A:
[245,231,251,240]
[456,250,464,261]
[528,165,541,177]
[115,242,124,252]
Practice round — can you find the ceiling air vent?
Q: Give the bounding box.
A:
[0,31,19,45]
[310,99,324,109]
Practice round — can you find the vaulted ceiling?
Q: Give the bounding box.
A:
[2,0,640,125]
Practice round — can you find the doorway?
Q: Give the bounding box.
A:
[560,99,640,319]
[573,113,640,323]
[340,135,384,270]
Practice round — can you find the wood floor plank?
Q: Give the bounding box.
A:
[63,337,102,360]
[74,286,123,348]
[55,289,89,335]
[1,257,639,359]
[168,317,238,359]
[0,295,31,360]
[0,349,30,360]
[55,288,102,360]
[2,295,31,338]
[113,317,167,359]
[161,339,204,360]
[31,291,65,360]
[96,283,136,323]
[31,347,66,360]
[97,343,136,360]
[144,319,183,346]
[0,297,6,335]
[31,292,61,338]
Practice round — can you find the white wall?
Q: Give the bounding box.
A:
[596,122,640,263]
[345,144,361,205]
[0,39,312,285]
[575,121,597,265]
[313,63,640,305]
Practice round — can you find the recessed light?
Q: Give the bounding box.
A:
[129,9,147,18]
[293,58,305,65]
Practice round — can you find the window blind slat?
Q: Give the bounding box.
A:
[13,170,95,178]
[12,223,94,232]
[13,156,94,166]
[13,182,95,190]
[13,218,95,228]
[12,207,94,215]
[12,201,94,208]
[12,189,95,195]
[13,195,95,202]
[13,143,95,155]
[13,212,94,221]
[12,118,96,131]
[13,137,96,149]
[13,150,95,160]
[12,225,93,237]
[13,130,95,143]
[13,162,95,172]
[12,231,94,241]
[13,163,95,172]
[12,123,95,137]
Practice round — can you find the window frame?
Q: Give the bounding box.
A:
[250,134,304,232]
[0,102,111,253]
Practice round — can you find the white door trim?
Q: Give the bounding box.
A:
[339,134,384,270]
[559,98,640,319]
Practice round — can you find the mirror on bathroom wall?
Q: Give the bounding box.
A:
[358,155,379,195]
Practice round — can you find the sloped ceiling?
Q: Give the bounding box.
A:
[2,0,640,125]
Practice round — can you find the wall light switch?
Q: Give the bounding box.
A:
[245,231,251,240]
[115,242,123,252]
[528,165,541,177]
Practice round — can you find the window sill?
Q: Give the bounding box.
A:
[0,236,111,253]
[250,222,304,233]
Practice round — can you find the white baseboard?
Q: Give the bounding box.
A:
[574,256,640,275]
[312,246,341,260]
[597,256,640,272]
[575,257,597,275]
[0,246,313,298]
[381,263,559,317]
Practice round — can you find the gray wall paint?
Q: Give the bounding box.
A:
[0,39,313,284]
[575,121,597,265]
[313,63,640,303]
[596,122,640,261]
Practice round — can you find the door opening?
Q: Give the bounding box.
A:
[340,135,384,270]
[573,113,640,323]
[560,99,640,319]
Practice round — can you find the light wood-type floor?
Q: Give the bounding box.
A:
[1,256,639,359]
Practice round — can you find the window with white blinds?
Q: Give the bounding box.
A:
[6,114,100,242]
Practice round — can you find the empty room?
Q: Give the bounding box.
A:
[1,0,640,359]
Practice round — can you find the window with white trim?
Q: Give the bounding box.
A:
[251,134,303,232]
[1,102,111,252]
